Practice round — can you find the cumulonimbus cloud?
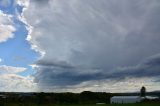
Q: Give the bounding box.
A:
[23,0,160,91]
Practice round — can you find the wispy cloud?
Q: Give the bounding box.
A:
[0,65,26,74]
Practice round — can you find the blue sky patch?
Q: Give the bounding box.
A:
[0,0,38,76]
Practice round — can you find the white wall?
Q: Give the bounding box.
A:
[111,96,141,104]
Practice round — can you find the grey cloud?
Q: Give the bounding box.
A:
[34,54,160,87]
[36,60,75,69]
[24,0,160,90]
[32,0,49,5]
[34,68,103,86]
[111,54,160,79]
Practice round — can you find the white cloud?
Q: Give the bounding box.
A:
[0,65,37,92]
[0,65,26,74]
[16,0,29,7]
[0,74,37,92]
[0,10,16,43]
[0,58,2,62]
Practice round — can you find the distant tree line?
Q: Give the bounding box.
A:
[35,91,112,105]
[0,91,112,105]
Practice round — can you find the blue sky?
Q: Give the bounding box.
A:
[0,0,38,76]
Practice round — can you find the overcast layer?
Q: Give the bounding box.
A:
[23,0,160,92]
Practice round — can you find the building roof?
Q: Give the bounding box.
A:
[145,96,159,99]
[111,96,159,99]
[111,96,140,99]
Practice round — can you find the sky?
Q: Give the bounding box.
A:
[0,0,160,93]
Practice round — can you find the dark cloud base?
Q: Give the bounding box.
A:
[34,54,160,87]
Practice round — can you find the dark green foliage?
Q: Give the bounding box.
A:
[0,92,111,105]
[79,91,110,104]
[140,86,146,97]
[53,92,79,104]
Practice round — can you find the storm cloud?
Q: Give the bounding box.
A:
[24,0,160,91]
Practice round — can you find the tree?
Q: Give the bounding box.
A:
[140,86,146,97]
